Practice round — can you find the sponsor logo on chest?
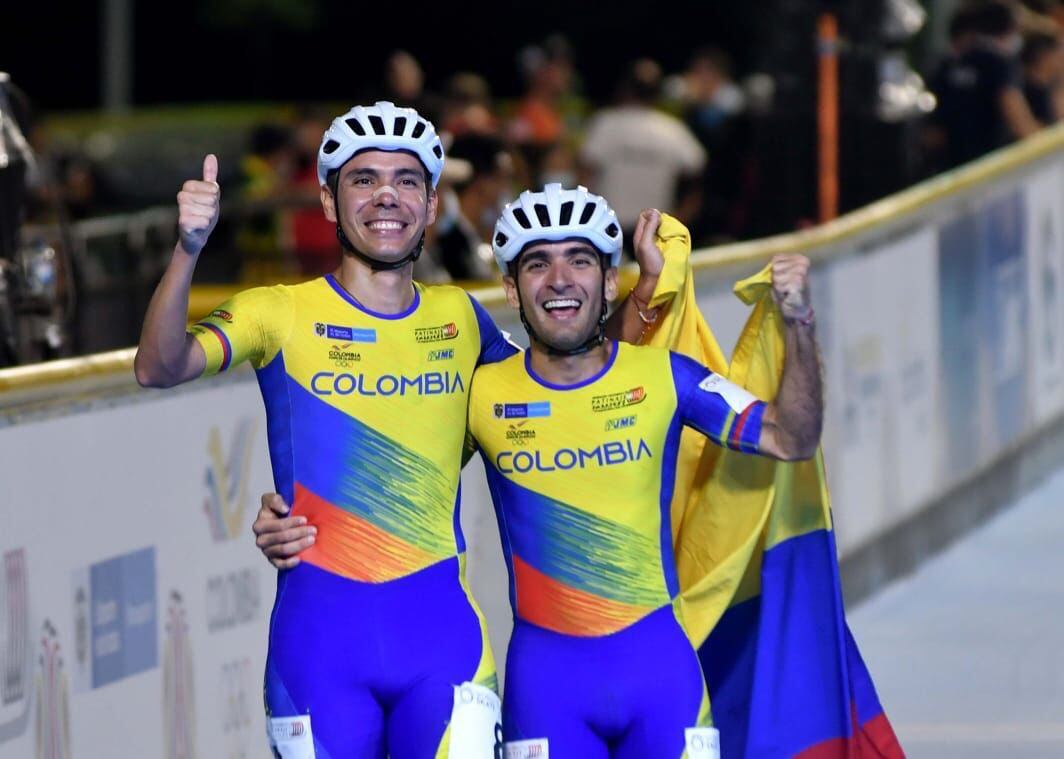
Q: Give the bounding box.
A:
[415,322,459,343]
[314,323,377,343]
[494,402,551,419]
[591,386,647,412]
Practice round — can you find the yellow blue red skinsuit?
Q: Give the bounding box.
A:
[470,327,766,756]
[190,275,516,758]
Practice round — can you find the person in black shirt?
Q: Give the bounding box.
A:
[931,1,1043,169]
[1021,31,1064,124]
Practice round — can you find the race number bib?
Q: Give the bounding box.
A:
[268,715,315,759]
[448,682,503,759]
[685,726,721,759]
[505,738,549,758]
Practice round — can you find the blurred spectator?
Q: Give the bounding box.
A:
[55,154,105,221]
[383,50,441,123]
[428,134,512,282]
[509,34,582,186]
[579,58,706,244]
[949,5,981,56]
[1021,31,1064,123]
[680,47,753,243]
[237,124,297,278]
[930,1,1044,169]
[440,72,499,137]
[290,108,338,275]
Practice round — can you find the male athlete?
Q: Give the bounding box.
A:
[255,183,823,756]
[136,103,656,759]
[472,186,821,756]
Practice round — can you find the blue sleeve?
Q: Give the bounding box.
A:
[469,294,520,366]
[669,351,765,454]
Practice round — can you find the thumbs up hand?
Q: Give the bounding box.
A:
[176,154,221,256]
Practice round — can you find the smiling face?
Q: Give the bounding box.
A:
[321,149,438,264]
[503,240,618,352]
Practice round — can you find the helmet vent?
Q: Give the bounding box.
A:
[432,144,443,159]
[346,118,366,136]
[559,201,574,226]
[412,121,427,139]
[579,203,597,225]
[368,115,386,134]
[605,223,619,237]
[322,139,340,155]
[534,203,551,226]
[495,232,509,247]
[512,208,532,229]
[393,116,408,135]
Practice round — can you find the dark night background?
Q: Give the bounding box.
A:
[6,1,765,111]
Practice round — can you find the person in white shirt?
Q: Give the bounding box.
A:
[579,59,706,242]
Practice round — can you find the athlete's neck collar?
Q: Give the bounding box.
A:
[524,340,617,391]
[327,267,420,319]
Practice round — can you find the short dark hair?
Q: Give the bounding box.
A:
[970,1,1019,38]
[447,135,507,191]
[249,124,292,157]
[949,7,979,41]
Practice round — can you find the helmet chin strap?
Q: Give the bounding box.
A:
[515,267,609,358]
[332,178,424,271]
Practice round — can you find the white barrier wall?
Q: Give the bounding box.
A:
[2,137,1063,758]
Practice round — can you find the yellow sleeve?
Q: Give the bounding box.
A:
[187,286,293,375]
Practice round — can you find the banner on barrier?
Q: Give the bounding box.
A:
[1,147,1064,758]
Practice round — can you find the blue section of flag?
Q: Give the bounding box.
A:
[699,529,886,757]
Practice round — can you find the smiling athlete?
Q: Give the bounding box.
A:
[251,182,823,757]
[136,103,515,759]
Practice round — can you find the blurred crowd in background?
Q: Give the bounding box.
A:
[1,0,1063,363]
[13,0,1064,285]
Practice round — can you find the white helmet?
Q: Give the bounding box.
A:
[492,184,623,273]
[316,101,445,187]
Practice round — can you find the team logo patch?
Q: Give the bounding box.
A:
[495,402,550,419]
[428,348,454,361]
[210,309,233,323]
[591,387,646,413]
[329,343,362,366]
[315,323,376,342]
[605,415,637,431]
[415,322,459,343]
[506,421,537,446]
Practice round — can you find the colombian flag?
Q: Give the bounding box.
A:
[646,215,904,758]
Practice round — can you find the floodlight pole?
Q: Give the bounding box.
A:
[101,0,133,112]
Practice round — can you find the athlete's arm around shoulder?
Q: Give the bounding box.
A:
[134,155,219,388]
